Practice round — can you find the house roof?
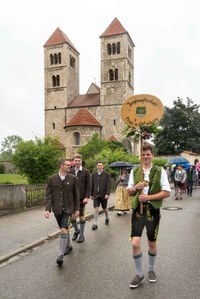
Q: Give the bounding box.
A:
[68,93,100,108]
[100,17,135,47]
[64,109,102,127]
[43,27,79,54]
[108,135,119,142]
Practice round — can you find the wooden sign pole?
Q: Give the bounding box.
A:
[139,132,144,214]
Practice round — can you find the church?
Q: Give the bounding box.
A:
[44,17,135,157]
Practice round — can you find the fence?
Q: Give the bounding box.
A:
[25,184,46,208]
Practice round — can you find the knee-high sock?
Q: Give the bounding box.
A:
[71,219,79,232]
[80,220,85,236]
[67,231,72,247]
[133,253,143,277]
[148,251,156,272]
[59,233,68,255]
[104,209,109,219]
[94,211,99,225]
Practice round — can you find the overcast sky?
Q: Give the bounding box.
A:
[0,0,199,149]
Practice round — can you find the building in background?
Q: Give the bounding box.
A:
[44,18,136,157]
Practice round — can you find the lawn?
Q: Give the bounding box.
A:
[0,174,28,184]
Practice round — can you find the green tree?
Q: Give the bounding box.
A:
[0,135,23,160]
[154,97,200,155]
[12,136,63,184]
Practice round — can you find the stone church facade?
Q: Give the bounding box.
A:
[44,18,135,157]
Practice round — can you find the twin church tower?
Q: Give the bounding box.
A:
[44,18,135,157]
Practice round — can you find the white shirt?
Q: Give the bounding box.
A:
[127,167,171,195]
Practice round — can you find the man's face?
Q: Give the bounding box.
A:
[97,163,103,172]
[142,150,153,166]
[61,161,71,173]
[74,157,82,169]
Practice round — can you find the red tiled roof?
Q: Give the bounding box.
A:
[108,135,119,142]
[68,94,100,108]
[44,27,79,53]
[64,109,102,127]
[100,17,127,37]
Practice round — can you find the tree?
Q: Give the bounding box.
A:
[0,135,23,160]
[12,136,63,184]
[154,97,200,154]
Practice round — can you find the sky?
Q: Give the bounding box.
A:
[0,0,199,150]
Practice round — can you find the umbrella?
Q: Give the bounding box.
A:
[169,157,189,164]
[108,161,134,168]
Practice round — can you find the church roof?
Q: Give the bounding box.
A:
[100,17,135,46]
[100,17,127,37]
[64,109,102,127]
[44,27,79,53]
[68,93,100,108]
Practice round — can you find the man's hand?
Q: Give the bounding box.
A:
[83,197,89,204]
[74,210,80,217]
[105,195,109,200]
[44,211,50,218]
[138,194,148,203]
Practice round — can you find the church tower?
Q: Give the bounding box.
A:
[98,18,135,141]
[43,28,79,141]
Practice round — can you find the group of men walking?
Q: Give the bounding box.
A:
[44,144,172,289]
[44,154,111,266]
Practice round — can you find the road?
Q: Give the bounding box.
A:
[0,189,200,299]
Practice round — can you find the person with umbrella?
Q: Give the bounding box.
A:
[115,167,130,215]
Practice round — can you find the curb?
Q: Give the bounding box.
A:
[0,205,114,264]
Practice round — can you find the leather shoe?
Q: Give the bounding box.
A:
[92,224,98,230]
[72,230,80,241]
[64,246,73,255]
[105,218,109,225]
[77,235,85,243]
[56,255,64,266]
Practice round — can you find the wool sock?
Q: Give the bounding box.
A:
[80,220,85,236]
[133,253,143,277]
[94,211,99,225]
[104,209,109,219]
[71,219,79,233]
[59,233,68,255]
[67,231,72,248]
[148,251,157,272]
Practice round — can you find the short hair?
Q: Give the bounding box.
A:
[57,158,67,168]
[74,153,82,160]
[142,144,154,154]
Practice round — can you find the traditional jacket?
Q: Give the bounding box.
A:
[131,166,163,210]
[45,173,80,214]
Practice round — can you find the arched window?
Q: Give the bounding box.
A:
[129,72,131,83]
[58,53,61,64]
[53,123,55,129]
[109,69,114,81]
[115,69,118,80]
[73,132,80,145]
[56,75,60,86]
[52,76,56,87]
[50,54,54,65]
[54,54,58,64]
[117,42,120,54]
[128,46,132,59]
[112,43,116,54]
[107,44,111,55]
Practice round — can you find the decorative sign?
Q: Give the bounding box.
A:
[121,94,164,127]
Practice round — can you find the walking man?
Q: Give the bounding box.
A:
[44,158,80,266]
[174,165,186,200]
[127,144,171,288]
[70,154,91,243]
[91,161,111,230]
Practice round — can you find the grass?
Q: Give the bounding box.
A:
[0,174,28,184]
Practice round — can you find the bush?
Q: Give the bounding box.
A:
[0,164,4,174]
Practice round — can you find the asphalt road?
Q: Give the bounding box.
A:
[0,189,200,299]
